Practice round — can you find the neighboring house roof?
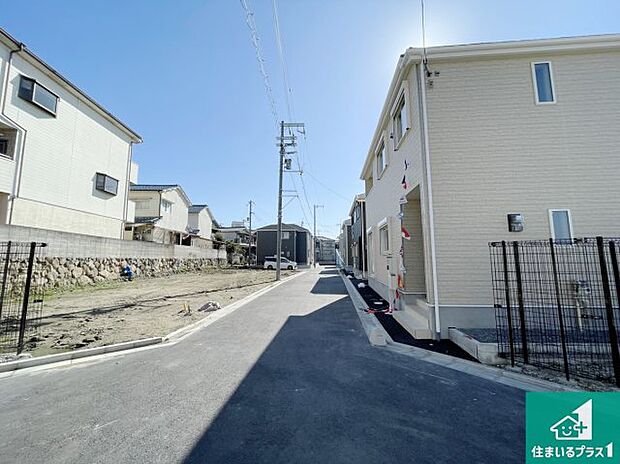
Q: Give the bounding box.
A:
[218,226,249,233]
[359,33,620,179]
[130,184,180,192]
[348,193,365,218]
[188,204,218,226]
[189,204,216,221]
[0,27,142,143]
[132,216,161,225]
[316,236,336,242]
[256,223,311,234]
[130,184,192,207]
[188,204,207,213]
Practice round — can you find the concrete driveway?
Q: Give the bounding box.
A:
[0,268,524,463]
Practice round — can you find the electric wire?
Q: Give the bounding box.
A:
[240,0,279,125]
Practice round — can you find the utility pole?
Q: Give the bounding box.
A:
[275,121,304,280]
[313,204,323,268]
[276,121,285,281]
[247,200,254,266]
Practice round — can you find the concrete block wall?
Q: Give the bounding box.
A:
[0,225,226,259]
[0,225,228,292]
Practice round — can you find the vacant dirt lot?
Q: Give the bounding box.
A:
[21,269,292,357]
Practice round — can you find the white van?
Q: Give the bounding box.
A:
[263,256,297,270]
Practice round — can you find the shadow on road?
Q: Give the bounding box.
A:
[181,281,524,463]
[309,276,348,295]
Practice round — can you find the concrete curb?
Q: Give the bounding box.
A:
[0,271,306,377]
[448,327,507,365]
[0,337,163,374]
[339,273,578,392]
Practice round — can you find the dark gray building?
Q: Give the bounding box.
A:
[255,223,312,265]
[349,194,367,276]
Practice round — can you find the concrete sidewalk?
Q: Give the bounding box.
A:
[0,267,524,463]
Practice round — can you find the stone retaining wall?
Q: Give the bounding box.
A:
[6,256,228,293]
[0,225,230,293]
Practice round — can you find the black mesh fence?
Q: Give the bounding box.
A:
[490,237,620,386]
[0,241,47,354]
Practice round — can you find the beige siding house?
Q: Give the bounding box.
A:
[360,34,620,339]
[0,27,142,239]
[128,185,191,245]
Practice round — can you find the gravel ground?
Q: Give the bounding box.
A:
[10,269,292,358]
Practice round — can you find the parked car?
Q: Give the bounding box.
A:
[263,256,297,270]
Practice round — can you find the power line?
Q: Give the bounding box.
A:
[304,170,351,202]
[240,0,310,230]
[271,0,317,218]
[240,0,278,125]
[271,0,294,120]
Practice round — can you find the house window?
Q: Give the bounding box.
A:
[161,200,173,213]
[393,94,407,144]
[549,209,573,241]
[18,76,58,115]
[95,173,118,195]
[532,62,555,104]
[282,231,290,240]
[379,223,390,254]
[134,200,149,211]
[0,139,7,156]
[376,141,386,177]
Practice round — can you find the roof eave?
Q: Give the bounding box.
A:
[359,50,421,180]
[359,34,620,181]
[0,28,142,143]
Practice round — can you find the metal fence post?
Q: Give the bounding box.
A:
[549,238,570,381]
[501,241,515,366]
[17,242,37,354]
[603,238,620,387]
[0,241,12,322]
[512,241,529,364]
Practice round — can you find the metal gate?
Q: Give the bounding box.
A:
[490,237,620,386]
[0,241,47,354]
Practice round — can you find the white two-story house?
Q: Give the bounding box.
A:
[128,185,191,245]
[0,27,142,239]
[360,34,620,339]
[187,204,216,248]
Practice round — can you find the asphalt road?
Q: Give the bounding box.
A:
[0,268,525,463]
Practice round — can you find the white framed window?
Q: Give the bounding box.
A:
[392,93,408,145]
[376,140,386,178]
[548,209,573,241]
[161,200,173,214]
[531,62,556,104]
[379,221,390,254]
[282,231,290,240]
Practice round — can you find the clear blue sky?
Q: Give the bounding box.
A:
[3,1,619,237]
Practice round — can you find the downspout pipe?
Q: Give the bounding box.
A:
[418,61,441,339]
[121,141,134,239]
[359,197,366,277]
[1,43,27,225]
